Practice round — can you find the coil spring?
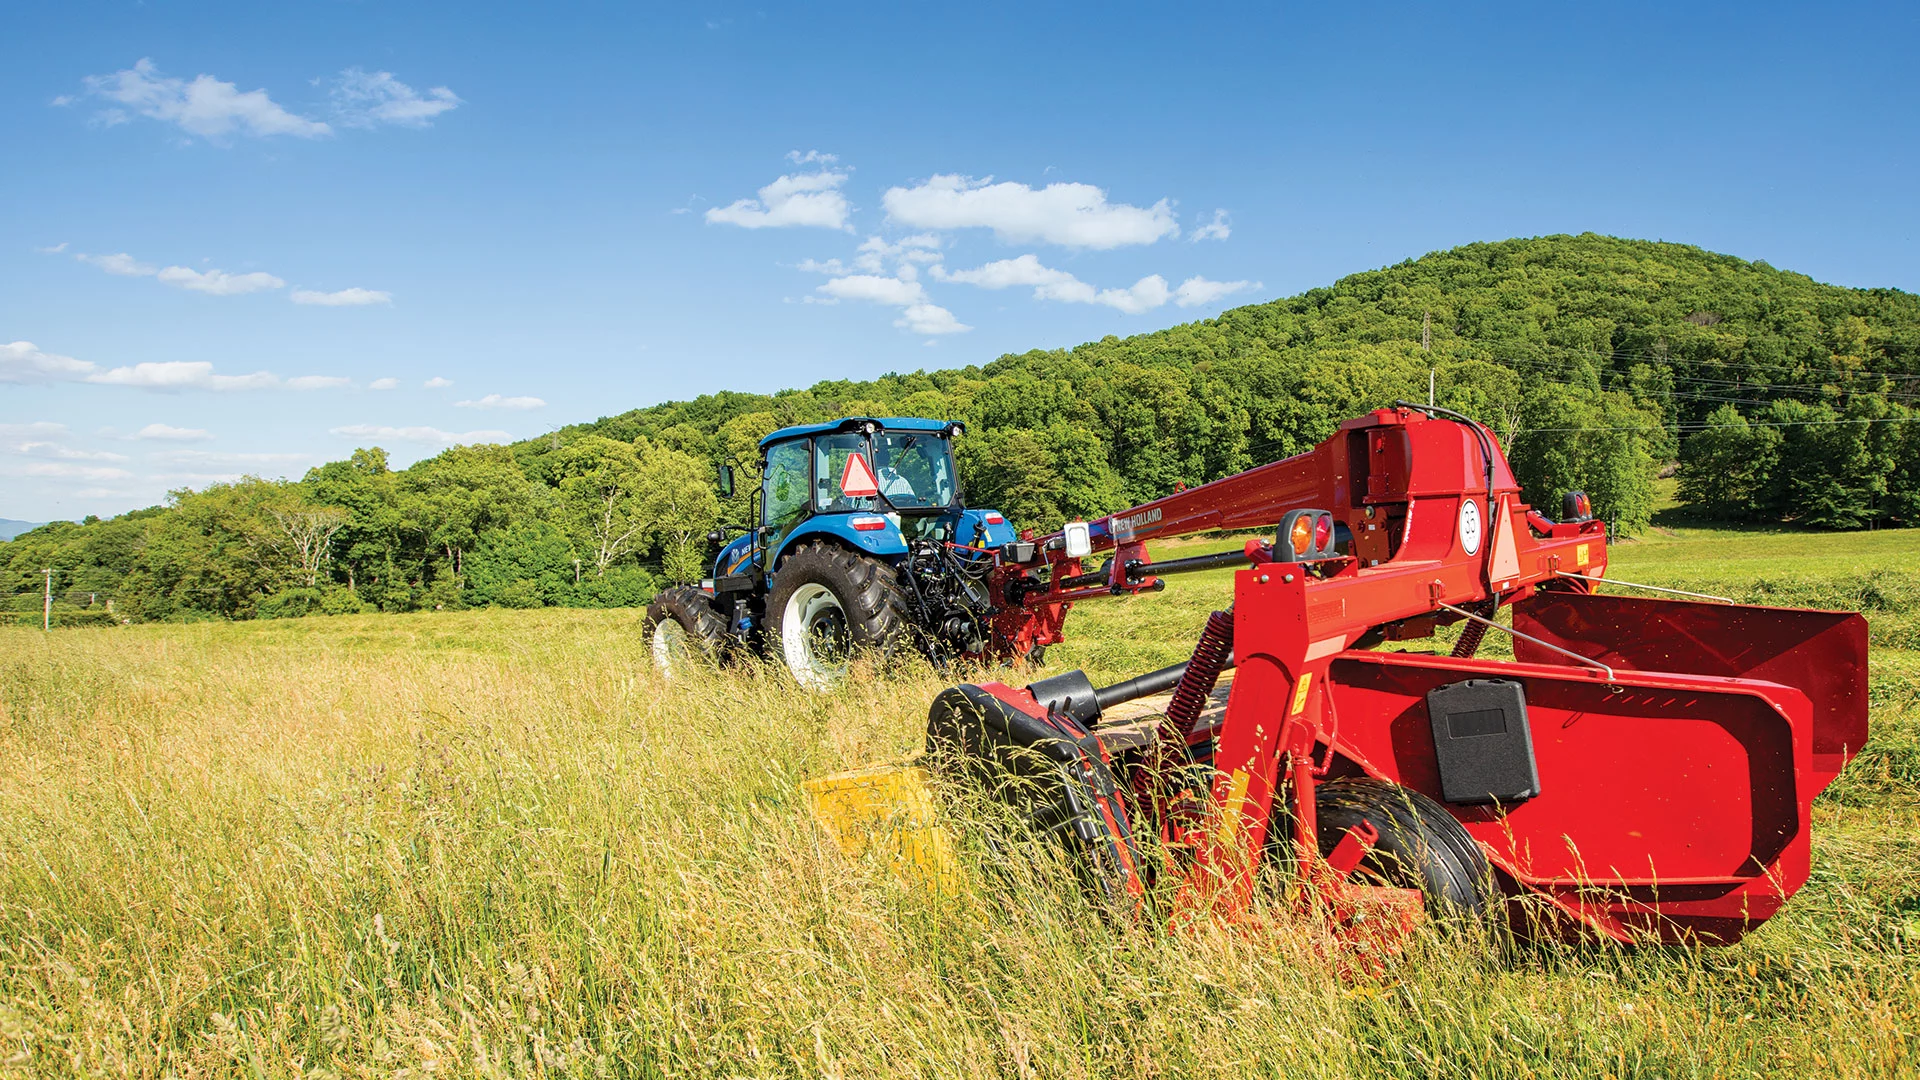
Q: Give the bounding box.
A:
[1165,608,1235,742]
[1450,598,1500,658]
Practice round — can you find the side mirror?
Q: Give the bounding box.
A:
[716,464,735,498]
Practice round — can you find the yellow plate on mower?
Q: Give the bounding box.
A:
[803,762,960,894]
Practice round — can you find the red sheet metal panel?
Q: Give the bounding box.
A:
[1510,592,1868,788]
[1325,651,1813,943]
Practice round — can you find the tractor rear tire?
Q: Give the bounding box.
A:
[769,540,911,689]
[643,586,730,677]
[1314,777,1500,924]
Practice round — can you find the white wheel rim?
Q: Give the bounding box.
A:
[651,617,689,676]
[782,582,850,689]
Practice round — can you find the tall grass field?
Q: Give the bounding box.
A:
[2,521,1916,1077]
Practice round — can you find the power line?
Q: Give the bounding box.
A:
[1515,414,1920,435]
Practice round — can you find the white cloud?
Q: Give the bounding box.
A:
[934,255,1169,314]
[787,149,838,165]
[896,303,969,335]
[369,377,399,391]
[0,422,70,440]
[2,341,97,384]
[329,68,461,128]
[36,242,69,254]
[79,59,331,140]
[87,361,276,390]
[0,461,135,482]
[882,175,1178,249]
[147,449,316,465]
[812,274,969,334]
[456,393,547,410]
[706,169,851,230]
[156,266,285,295]
[1190,210,1232,242]
[852,233,942,273]
[77,252,156,276]
[816,274,928,307]
[76,251,287,296]
[3,439,128,462]
[424,376,453,389]
[3,343,350,392]
[796,257,848,275]
[1172,275,1259,308]
[134,423,213,442]
[292,286,392,306]
[331,424,510,445]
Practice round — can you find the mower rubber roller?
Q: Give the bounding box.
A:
[769,539,912,689]
[1312,778,1499,924]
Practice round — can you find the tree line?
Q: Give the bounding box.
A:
[8,233,1918,623]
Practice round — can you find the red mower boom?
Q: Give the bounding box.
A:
[915,403,1869,945]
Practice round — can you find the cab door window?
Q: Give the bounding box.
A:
[762,439,811,541]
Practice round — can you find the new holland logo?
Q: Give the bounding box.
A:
[1110,507,1163,542]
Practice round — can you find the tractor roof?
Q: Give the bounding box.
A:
[758,416,956,449]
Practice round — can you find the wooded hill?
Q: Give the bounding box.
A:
[9,233,1919,621]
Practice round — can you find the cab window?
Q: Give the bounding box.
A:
[813,433,876,513]
[873,432,955,509]
[763,439,811,538]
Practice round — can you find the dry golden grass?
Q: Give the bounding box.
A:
[1,528,1916,1077]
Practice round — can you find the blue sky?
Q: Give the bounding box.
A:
[4,1,1917,523]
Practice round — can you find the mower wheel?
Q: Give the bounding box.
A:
[769,541,910,689]
[1315,778,1499,923]
[643,586,730,676]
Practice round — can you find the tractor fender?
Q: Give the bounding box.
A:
[952,507,1018,548]
[770,516,909,566]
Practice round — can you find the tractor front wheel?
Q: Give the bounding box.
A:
[643,586,730,677]
[769,541,910,689]
[1314,778,1500,925]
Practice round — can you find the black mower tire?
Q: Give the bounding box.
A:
[768,540,912,687]
[642,585,730,674]
[1315,777,1500,924]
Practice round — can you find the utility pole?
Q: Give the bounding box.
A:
[1423,310,1435,407]
[43,568,52,631]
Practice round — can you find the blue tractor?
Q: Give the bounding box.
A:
[643,417,1020,687]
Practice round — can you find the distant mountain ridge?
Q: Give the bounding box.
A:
[0,519,47,542]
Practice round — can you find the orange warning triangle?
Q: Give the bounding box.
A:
[1489,496,1522,582]
[840,453,879,497]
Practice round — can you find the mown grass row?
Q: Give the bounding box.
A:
[0,527,1916,1077]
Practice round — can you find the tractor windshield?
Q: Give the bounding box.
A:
[812,430,957,513]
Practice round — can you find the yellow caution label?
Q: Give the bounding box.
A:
[1290,671,1314,715]
[1216,768,1251,846]
[1575,542,1591,568]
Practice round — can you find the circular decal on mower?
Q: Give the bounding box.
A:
[1459,498,1483,555]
